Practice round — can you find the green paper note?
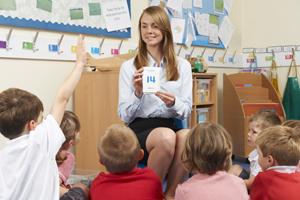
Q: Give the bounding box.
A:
[36,0,52,13]
[70,6,84,20]
[214,0,224,13]
[89,3,101,16]
[22,42,33,50]
[0,0,16,10]
[209,15,219,26]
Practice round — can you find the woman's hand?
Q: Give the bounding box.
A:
[155,91,175,107]
[132,67,144,98]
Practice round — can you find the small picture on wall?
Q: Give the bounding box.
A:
[69,6,84,20]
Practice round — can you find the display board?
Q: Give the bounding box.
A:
[150,0,232,48]
[0,0,131,38]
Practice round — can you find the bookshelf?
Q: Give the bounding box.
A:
[191,73,218,127]
[223,73,286,157]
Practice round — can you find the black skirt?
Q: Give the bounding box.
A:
[128,118,181,165]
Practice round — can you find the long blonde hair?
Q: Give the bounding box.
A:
[134,6,179,81]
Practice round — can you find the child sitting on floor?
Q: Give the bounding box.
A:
[227,111,281,190]
[0,35,89,200]
[175,122,249,200]
[90,124,165,200]
[250,126,300,199]
[56,111,81,189]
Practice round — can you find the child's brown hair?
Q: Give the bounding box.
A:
[56,111,81,165]
[181,122,232,175]
[256,126,300,166]
[0,88,44,139]
[98,124,140,174]
[282,120,300,134]
[249,111,281,130]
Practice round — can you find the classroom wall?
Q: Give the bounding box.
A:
[243,0,300,99]
[0,0,299,150]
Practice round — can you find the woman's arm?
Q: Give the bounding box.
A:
[118,60,144,124]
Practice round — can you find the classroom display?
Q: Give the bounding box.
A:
[150,0,234,48]
[223,73,286,157]
[0,0,131,38]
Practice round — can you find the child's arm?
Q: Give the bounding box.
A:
[50,35,86,125]
[244,175,255,189]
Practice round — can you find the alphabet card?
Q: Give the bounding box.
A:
[143,67,161,94]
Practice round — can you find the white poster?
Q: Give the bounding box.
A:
[102,1,131,32]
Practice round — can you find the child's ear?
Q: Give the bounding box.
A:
[139,149,144,161]
[28,120,36,131]
[267,155,276,167]
[98,156,104,165]
[68,140,74,148]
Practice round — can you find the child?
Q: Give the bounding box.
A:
[57,111,81,189]
[90,124,165,200]
[282,120,300,172]
[0,35,89,200]
[227,111,281,189]
[175,122,249,200]
[250,126,300,199]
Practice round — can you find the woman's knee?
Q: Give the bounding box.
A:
[147,128,176,155]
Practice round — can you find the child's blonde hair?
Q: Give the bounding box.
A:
[56,111,81,165]
[256,126,300,166]
[249,111,281,130]
[98,124,141,174]
[181,122,232,175]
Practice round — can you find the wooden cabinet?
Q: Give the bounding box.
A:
[74,71,123,172]
[191,73,218,127]
[223,73,286,157]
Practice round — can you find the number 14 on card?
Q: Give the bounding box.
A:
[147,76,156,83]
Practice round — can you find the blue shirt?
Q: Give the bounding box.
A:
[118,54,192,124]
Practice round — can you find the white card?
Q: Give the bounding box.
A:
[143,67,160,94]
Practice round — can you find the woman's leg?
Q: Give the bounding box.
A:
[164,129,189,200]
[146,127,176,184]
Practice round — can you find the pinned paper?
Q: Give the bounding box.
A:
[37,0,53,13]
[209,15,219,45]
[224,0,233,14]
[214,0,224,14]
[194,12,209,36]
[102,1,131,32]
[166,0,184,12]
[171,18,185,43]
[69,6,84,20]
[89,3,101,16]
[218,16,235,48]
[143,67,161,94]
[193,0,202,8]
[0,0,16,10]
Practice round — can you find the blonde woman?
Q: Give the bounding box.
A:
[118,6,192,199]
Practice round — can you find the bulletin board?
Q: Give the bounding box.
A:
[0,0,131,38]
[149,0,229,48]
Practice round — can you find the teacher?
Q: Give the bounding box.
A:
[118,6,192,199]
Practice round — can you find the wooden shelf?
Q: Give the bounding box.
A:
[223,73,286,157]
[191,73,218,127]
